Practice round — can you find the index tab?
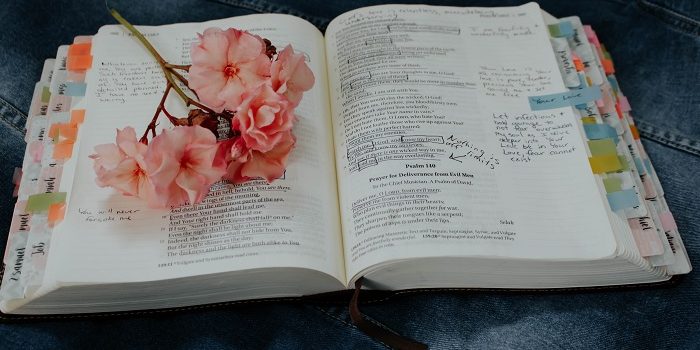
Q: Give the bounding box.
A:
[53,140,75,159]
[66,55,93,71]
[70,109,86,125]
[41,86,51,103]
[659,212,678,231]
[581,116,597,124]
[619,96,632,112]
[606,189,639,211]
[583,124,619,143]
[602,59,615,75]
[629,125,641,140]
[528,86,601,111]
[65,82,87,96]
[587,139,617,156]
[26,192,67,213]
[589,154,623,174]
[603,177,623,193]
[68,42,91,56]
[48,202,66,227]
[548,21,574,37]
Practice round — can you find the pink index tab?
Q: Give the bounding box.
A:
[73,36,92,44]
[12,167,22,185]
[628,217,664,257]
[619,96,632,112]
[659,212,678,232]
[583,25,600,48]
[27,141,44,163]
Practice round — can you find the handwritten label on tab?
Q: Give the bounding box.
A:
[606,189,639,212]
[528,86,601,111]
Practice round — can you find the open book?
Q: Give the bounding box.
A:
[1,3,691,315]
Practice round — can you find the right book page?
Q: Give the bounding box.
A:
[325,3,618,281]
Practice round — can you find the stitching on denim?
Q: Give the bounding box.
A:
[0,98,27,135]
[634,119,700,157]
[637,0,700,36]
[208,0,331,29]
[312,306,392,349]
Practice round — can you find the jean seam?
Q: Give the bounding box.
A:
[637,0,700,36]
[207,0,332,29]
[312,306,392,350]
[634,119,700,157]
[0,97,27,136]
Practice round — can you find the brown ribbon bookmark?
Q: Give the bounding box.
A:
[349,277,428,350]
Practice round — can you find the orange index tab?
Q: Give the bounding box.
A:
[629,125,640,140]
[602,59,615,75]
[71,109,86,125]
[48,202,66,227]
[67,55,93,71]
[68,43,92,56]
[615,102,624,119]
[589,154,623,174]
[49,123,61,140]
[53,140,75,159]
[58,124,78,141]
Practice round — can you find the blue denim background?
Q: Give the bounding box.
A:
[0,0,698,348]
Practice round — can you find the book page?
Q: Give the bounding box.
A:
[44,14,345,285]
[325,3,618,281]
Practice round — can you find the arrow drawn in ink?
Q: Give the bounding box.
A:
[449,153,466,163]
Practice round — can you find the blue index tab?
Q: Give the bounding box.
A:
[634,157,646,175]
[583,124,619,144]
[65,82,87,96]
[548,21,574,37]
[606,189,640,212]
[607,75,620,94]
[528,86,601,111]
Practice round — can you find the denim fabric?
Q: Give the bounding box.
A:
[0,0,698,349]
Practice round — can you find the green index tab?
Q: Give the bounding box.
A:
[41,86,51,103]
[26,192,67,213]
[588,139,617,156]
[603,177,623,193]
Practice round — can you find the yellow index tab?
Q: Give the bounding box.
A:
[581,117,597,124]
[588,139,617,156]
[589,155,623,174]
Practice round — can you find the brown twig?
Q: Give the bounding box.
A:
[140,84,173,143]
[168,68,189,87]
[165,64,191,71]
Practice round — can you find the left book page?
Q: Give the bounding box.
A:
[42,15,345,287]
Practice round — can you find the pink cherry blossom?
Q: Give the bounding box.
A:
[223,131,295,183]
[233,84,295,153]
[90,127,156,201]
[270,45,314,106]
[189,28,271,113]
[145,126,227,207]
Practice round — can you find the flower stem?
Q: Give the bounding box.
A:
[109,9,190,106]
[140,83,173,143]
[165,63,191,71]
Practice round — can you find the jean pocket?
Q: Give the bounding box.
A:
[637,0,700,36]
[0,96,27,136]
